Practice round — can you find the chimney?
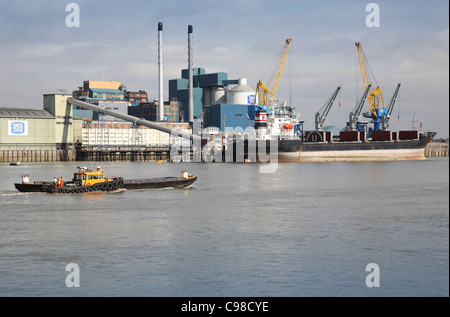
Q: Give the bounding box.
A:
[158,22,164,121]
[188,25,194,124]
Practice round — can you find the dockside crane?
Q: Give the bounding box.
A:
[381,82,401,131]
[315,85,341,131]
[255,38,292,111]
[345,84,371,131]
[355,41,387,131]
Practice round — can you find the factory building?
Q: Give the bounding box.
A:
[169,67,229,121]
[81,121,188,149]
[72,80,150,122]
[0,94,83,162]
[128,100,179,122]
[169,68,258,131]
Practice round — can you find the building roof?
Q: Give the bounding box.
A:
[0,108,54,119]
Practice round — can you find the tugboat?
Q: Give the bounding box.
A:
[14,167,124,194]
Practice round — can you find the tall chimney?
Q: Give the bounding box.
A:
[158,22,164,121]
[188,25,194,124]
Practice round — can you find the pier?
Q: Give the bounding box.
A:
[75,146,171,162]
[425,142,449,158]
[0,149,75,163]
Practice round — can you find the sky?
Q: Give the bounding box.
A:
[0,0,448,137]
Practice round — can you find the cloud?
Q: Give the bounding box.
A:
[0,0,448,136]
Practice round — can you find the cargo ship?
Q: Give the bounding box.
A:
[213,40,436,163]
[213,91,436,163]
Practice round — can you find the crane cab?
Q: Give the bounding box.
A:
[73,167,113,187]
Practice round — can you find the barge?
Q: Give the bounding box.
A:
[123,171,197,190]
[14,169,196,193]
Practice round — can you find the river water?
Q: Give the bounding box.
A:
[0,158,448,297]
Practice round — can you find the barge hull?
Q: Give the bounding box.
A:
[123,176,197,190]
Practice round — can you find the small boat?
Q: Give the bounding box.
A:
[14,167,123,194]
[123,170,197,190]
[156,160,164,164]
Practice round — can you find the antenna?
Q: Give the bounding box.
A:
[411,112,418,130]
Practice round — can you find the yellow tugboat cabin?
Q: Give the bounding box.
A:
[74,167,113,187]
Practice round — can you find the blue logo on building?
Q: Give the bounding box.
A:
[10,122,25,135]
[248,95,256,104]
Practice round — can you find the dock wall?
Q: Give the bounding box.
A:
[1,143,447,163]
[75,147,171,162]
[0,149,76,163]
[425,142,449,158]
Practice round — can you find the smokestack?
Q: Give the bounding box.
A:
[188,25,194,124]
[158,22,164,121]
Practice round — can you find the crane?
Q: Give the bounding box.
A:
[355,41,387,130]
[346,84,371,131]
[315,85,341,131]
[381,82,401,131]
[255,38,292,111]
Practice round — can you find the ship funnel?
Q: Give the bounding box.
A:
[188,25,194,124]
[158,22,164,121]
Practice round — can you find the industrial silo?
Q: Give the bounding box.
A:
[211,86,226,104]
[226,78,255,105]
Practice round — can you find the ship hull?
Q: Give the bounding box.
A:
[278,147,426,162]
[239,132,436,162]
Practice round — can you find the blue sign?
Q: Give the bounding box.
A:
[8,120,28,136]
[247,95,256,104]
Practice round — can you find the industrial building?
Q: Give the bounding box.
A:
[0,94,83,162]
[128,100,180,122]
[169,68,259,130]
[81,120,187,149]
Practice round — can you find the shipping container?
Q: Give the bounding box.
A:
[372,130,392,141]
[339,131,360,142]
[399,130,419,140]
[305,131,325,142]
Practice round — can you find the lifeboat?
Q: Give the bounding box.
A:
[284,123,294,129]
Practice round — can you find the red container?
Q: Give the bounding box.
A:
[305,131,325,142]
[372,130,392,141]
[399,130,419,140]
[340,131,360,142]
[325,131,332,142]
